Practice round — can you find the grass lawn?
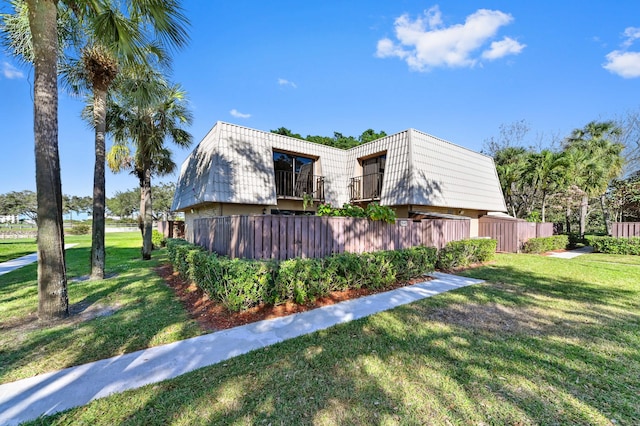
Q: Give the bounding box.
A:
[0,238,38,263]
[0,232,202,384]
[17,251,639,425]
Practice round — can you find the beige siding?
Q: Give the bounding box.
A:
[173,122,507,217]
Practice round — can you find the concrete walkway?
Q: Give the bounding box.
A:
[546,246,594,259]
[0,272,484,425]
[0,244,78,276]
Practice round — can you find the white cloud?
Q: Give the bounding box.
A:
[603,51,640,78]
[603,27,640,78]
[482,36,526,60]
[2,62,24,79]
[230,109,251,119]
[622,27,640,47]
[278,78,297,88]
[376,5,524,71]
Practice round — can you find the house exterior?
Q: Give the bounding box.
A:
[172,121,507,240]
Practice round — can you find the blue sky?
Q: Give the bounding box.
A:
[1,1,639,197]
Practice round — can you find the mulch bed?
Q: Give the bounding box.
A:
[155,264,430,332]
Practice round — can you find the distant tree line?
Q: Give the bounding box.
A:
[271,127,388,149]
[485,118,640,236]
[0,182,177,223]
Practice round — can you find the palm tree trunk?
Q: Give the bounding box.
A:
[579,194,588,237]
[28,0,69,319]
[600,194,612,235]
[90,88,108,279]
[140,165,153,260]
[565,203,572,235]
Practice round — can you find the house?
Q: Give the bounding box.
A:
[172,122,507,240]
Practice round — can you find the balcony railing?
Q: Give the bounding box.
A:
[349,172,384,201]
[275,170,325,200]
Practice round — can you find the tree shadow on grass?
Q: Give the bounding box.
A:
[38,262,640,425]
[0,245,202,385]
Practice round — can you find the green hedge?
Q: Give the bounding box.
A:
[436,238,497,270]
[585,236,640,255]
[166,239,438,311]
[522,235,569,254]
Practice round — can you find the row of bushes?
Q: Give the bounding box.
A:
[522,235,570,254]
[585,236,640,255]
[166,238,497,312]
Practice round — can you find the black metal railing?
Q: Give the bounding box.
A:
[349,172,384,201]
[275,170,325,200]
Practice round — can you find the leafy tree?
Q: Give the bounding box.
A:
[152,182,177,220]
[107,71,192,259]
[270,127,303,139]
[106,188,140,219]
[608,171,640,222]
[492,147,530,217]
[63,195,92,220]
[358,129,387,144]
[564,121,624,236]
[0,190,38,222]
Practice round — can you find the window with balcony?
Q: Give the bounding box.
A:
[273,151,324,199]
[350,154,386,201]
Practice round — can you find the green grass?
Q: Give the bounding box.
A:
[0,233,202,384]
[0,238,38,263]
[24,252,640,425]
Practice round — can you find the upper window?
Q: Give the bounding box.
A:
[273,152,316,198]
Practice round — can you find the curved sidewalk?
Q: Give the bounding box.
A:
[0,244,78,276]
[0,272,484,426]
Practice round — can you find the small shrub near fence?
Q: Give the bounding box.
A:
[166,238,439,312]
[585,236,640,255]
[152,230,166,249]
[522,235,569,254]
[66,224,90,235]
[436,238,497,270]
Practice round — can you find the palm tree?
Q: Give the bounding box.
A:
[523,149,565,222]
[106,71,192,259]
[62,1,189,279]
[564,121,624,236]
[1,0,188,317]
[0,0,70,319]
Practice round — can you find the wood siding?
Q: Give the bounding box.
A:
[191,215,470,260]
[478,217,554,253]
[611,222,640,238]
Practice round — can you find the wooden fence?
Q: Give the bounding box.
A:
[191,215,470,260]
[158,221,185,239]
[478,216,554,253]
[611,222,640,238]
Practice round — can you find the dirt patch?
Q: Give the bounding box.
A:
[155,264,432,332]
[426,302,552,334]
[1,301,122,333]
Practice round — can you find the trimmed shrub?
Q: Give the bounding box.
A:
[437,238,497,270]
[66,223,90,235]
[522,235,569,254]
[152,230,166,249]
[165,240,439,311]
[568,233,586,249]
[585,236,640,255]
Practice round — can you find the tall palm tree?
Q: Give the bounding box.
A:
[564,121,624,236]
[106,71,192,259]
[1,0,76,318]
[1,0,188,317]
[62,1,189,279]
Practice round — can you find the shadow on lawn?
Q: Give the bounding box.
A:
[0,245,200,385]
[40,262,639,425]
